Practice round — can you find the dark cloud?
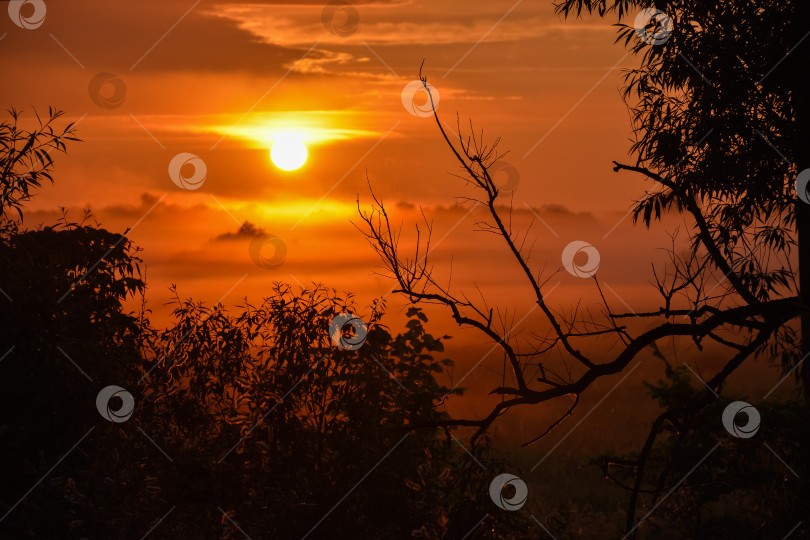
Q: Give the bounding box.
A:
[130,12,321,74]
[213,220,266,241]
[0,0,323,76]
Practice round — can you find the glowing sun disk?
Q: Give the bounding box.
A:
[271,137,307,171]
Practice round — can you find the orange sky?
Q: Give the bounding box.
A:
[0,0,652,313]
[2,0,800,449]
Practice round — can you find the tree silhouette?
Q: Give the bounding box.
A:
[359,1,809,535]
[0,109,147,538]
[0,107,78,224]
[135,286,531,539]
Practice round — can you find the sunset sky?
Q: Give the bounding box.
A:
[0,0,660,314]
[1,0,799,456]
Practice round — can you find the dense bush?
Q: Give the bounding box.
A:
[0,225,536,538]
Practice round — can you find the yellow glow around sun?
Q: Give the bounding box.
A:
[270,134,308,171]
[203,112,381,147]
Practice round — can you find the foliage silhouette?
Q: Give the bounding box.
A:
[358,1,810,536]
[0,107,78,224]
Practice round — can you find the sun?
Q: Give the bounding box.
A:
[270,136,308,171]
